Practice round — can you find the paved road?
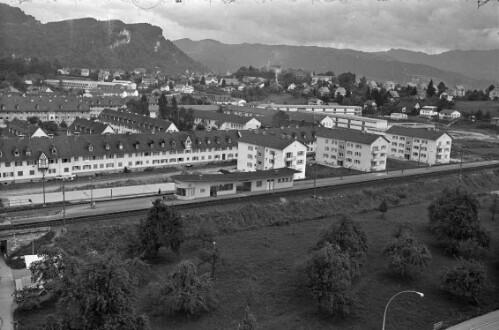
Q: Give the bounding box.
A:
[446,310,499,330]
[0,255,14,330]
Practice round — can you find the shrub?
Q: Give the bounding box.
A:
[440,258,487,303]
[383,233,431,278]
[448,239,488,260]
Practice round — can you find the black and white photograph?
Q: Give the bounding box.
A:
[0,0,498,329]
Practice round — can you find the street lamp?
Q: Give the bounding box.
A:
[37,153,49,207]
[382,290,424,330]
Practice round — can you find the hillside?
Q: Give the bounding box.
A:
[376,49,499,83]
[0,3,204,74]
[173,38,493,89]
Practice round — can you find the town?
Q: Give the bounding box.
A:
[0,1,498,330]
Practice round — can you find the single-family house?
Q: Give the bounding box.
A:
[438,110,461,120]
[419,106,438,117]
[390,113,408,120]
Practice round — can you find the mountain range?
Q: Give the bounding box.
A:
[173,38,497,89]
[0,3,204,74]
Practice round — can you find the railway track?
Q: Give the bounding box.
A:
[1,162,497,232]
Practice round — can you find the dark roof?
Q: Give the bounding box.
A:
[171,168,300,183]
[314,127,388,144]
[6,118,44,137]
[0,130,240,163]
[386,126,453,140]
[238,130,307,150]
[181,105,220,111]
[69,117,113,135]
[98,109,176,133]
[224,105,274,116]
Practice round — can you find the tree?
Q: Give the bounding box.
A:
[440,258,487,304]
[437,81,447,95]
[489,195,498,221]
[304,243,358,316]
[411,86,418,96]
[140,94,150,117]
[377,199,388,218]
[198,242,223,279]
[314,216,368,264]
[221,79,226,88]
[135,199,184,259]
[271,110,290,127]
[238,306,258,330]
[158,92,169,120]
[200,76,206,85]
[27,116,40,124]
[357,76,367,89]
[428,188,490,248]
[338,72,356,90]
[42,255,149,330]
[383,225,431,278]
[426,80,436,98]
[146,260,217,317]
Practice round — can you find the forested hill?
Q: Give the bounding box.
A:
[0,3,205,74]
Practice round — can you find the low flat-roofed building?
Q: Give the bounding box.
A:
[172,167,299,200]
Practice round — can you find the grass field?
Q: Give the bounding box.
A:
[14,170,499,330]
[455,101,499,117]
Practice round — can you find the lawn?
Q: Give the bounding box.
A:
[13,170,499,330]
[305,163,363,180]
[455,101,499,117]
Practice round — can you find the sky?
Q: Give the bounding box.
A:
[2,0,498,54]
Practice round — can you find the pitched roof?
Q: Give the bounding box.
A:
[314,127,388,144]
[224,105,274,116]
[98,109,176,133]
[192,110,260,125]
[69,117,113,135]
[0,130,240,163]
[238,131,307,150]
[386,126,452,140]
[0,96,90,112]
[171,167,300,183]
[439,109,459,115]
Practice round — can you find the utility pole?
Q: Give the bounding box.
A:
[460,150,464,180]
[62,184,66,227]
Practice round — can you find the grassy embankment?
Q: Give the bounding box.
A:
[14,169,499,330]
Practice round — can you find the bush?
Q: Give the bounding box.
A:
[440,258,487,303]
[383,233,431,278]
[446,239,488,260]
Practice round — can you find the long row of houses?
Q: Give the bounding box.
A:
[0,125,452,184]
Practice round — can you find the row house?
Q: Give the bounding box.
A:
[385,126,453,165]
[438,110,461,120]
[4,119,49,138]
[45,79,136,91]
[223,105,274,118]
[319,114,388,132]
[68,118,115,135]
[237,131,307,180]
[0,130,240,184]
[192,110,261,131]
[97,109,178,134]
[315,127,389,172]
[0,97,92,125]
[258,103,363,116]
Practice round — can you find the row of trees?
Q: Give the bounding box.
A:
[158,93,195,130]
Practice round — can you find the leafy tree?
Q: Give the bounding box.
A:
[146,260,217,317]
[357,76,367,89]
[27,116,40,124]
[337,72,356,90]
[383,225,431,278]
[140,94,150,116]
[200,76,206,85]
[437,81,447,95]
[440,258,487,304]
[134,198,184,259]
[271,110,290,127]
[42,255,149,330]
[489,195,498,221]
[158,92,169,120]
[168,81,174,90]
[428,188,490,248]
[315,215,368,264]
[426,80,436,98]
[411,86,418,96]
[221,79,226,88]
[238,306,258,330]
[377,199,389,218]
[198,242,223,279]
[304,243,358,316]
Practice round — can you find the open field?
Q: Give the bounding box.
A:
[13,170,499,330]
[455,101,499,117]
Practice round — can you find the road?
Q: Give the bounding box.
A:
[0,256,14,330]
[446,310,499,330]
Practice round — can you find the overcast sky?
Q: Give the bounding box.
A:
[2,0,498,54]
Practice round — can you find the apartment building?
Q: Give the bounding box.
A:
[419,106,438,118]
[192,110,261,131]
[45,79,136,91]
[315,127,389,172]
[68,118,115,135]
[237,131,307,180]
[385,126,453,165]
[97,109,178,134]
[0,96,92,125]
[319,114,388,132]
[0,130,240,184]
[258,103,362,116]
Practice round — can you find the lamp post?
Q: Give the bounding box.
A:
[382,290,424,330]
[62,184,66,227]
[38,153,49,207]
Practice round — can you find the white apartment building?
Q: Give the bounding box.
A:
[315,127,389,172]
[419,106,438,118]
[385,126,453,165]
[258,103,362,116]
[237,131,307,180]
[0,131,239,184]
[319,114,388,132]
[45,79,136,91]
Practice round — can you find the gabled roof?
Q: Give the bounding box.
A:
[69,117,113,135]
[192,110,260,125]
[98,109,176,133]
[314,127,388,145]
[386,126,453,140]
[224,105,274,116]
[0,130,240,163]
[238,131,307,150]
[439,109,459,115]
[171,168,300,183]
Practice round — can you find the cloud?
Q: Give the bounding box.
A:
[2,0,498,53]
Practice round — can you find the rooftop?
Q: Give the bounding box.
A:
[386,126,453,140]
[171,168,300,183]
[314,127,388,144]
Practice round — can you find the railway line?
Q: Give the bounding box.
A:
[1,161,497,233]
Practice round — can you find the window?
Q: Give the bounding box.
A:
[17,171,23,176]
[256,181,263,187]
[15,161,23,166]
[64,168,69,173]
[297,160,304,165]
[297,151,304,156]
[248,146,253,151]
[247,162,253,167]
[248,154,253,159]
[286,152,292,158]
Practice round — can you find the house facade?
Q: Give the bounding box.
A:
[315,127,389,172]
[258,103,362,116]
[97,109,178,134]
[419,106,438,117]
[385,126,453,165]
[0,131,239,184]
[237,132,307,180]
[192,111,261,131]
[319,114,388,132]
[438,110,461,120]
[390,113,408,120]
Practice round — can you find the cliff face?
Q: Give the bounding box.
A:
[0,4,205,74]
